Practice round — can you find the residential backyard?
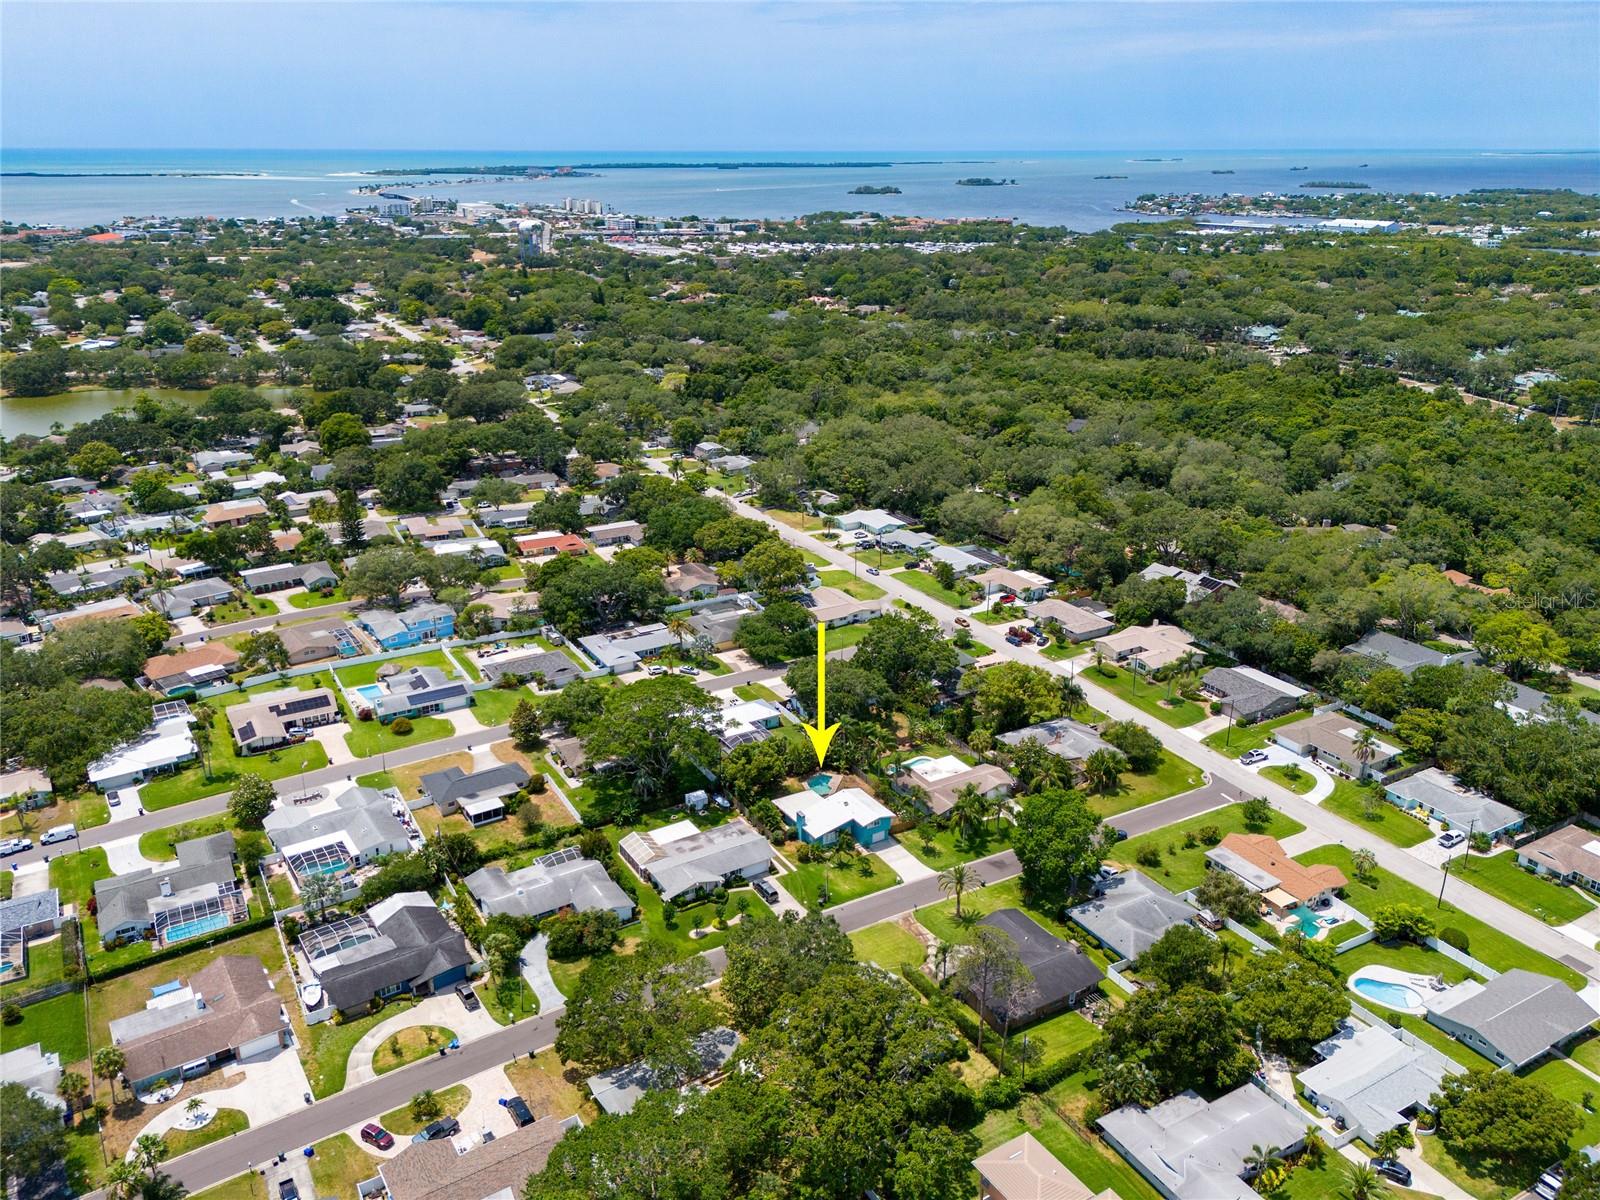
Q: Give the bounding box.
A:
[1110,802,1306,892]
[975,1086,1163,1200]
[849,919,928,972]
[333,649,458,689]
[1296,844,1586,987]
[0,990,87,1063]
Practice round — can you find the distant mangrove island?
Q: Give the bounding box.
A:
[1304,180,1372,189]
[956,177,1016,187]
[360,160,955,176]
[849,185,902,195]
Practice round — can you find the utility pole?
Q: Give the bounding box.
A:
[1437,818,1475,908]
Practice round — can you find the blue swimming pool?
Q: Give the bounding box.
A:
[1290,909,1323,937]
[355,684,385,703]
[806,774,831,795]
[1352,976,1424,1010]
[163,913,230,945]
[0,961,16,976]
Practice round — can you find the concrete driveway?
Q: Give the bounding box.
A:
[103,833,162,874]
[129,1044,313,1153]
[346,993,503,1086]
[871,838,933,884]
[1242,744,1334,802]
[520,934,564,1011]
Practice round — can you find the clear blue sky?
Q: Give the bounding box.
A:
[4,1,1595,151]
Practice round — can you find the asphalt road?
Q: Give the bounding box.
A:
[665,465,1600,980]
[7,664,786,872]
[166,599,363,648]
[154,846,1023,1197]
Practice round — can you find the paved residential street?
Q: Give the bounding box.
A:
[669,468,1600,981]
[143,848,1023,1198]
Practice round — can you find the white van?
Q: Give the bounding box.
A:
[41,824,77,846]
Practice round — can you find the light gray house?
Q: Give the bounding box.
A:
[1424,969,1598,1069]
[1200,666,1307,724]
[1383,768,1525,839]
[1066,871,1195,961]
[478,646,583,687]
[464,851,634,923]
[617,818,774,902]
[1097,1085,1305,1200]
[1297,1022,1458,1145]
[1344,630,1480,675]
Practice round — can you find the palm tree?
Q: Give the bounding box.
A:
[953,783,984,832]
[1353,728,1379,778]
[951,789,987,840]
[1082,749,1125,795]
[191,700,216,777]
[939,864,972,918]
[1243,1144,1284,1177]
[1339,1162,1391,1200]
[665,613,694,654]
[933,939,955,982]
[1058,675,1086,716]
[1031,753,1071,794]
[103,1160,143,1200]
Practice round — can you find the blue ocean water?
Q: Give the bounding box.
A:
[2,148,1596,230]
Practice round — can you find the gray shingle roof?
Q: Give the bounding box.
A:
[1066,871,1194,960]
[464,855,631,921]
[965,909,1103,1025]
[420,763,529,811]
[1427,969,1597,1067]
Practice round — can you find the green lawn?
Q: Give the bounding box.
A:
[824,620,880,651]
[0,925,68,999]
[139,813,233,861]
[1260,763,1316,794]
[1451,850,1598,926]
[1297,845,1586,987]
[141,681,338,809]
[164,1107,248,1156]
[781,849,899,909]
[892,569,972,608]
[849,920,927,971]
[48,847,111,947]
[903,820,1015,873]
[286,587,349,610]
[1083,664,1207,727]
[1201,711,1305,755]
[976,1088,1163,1200]
[190,1172,268,1200]
[0,990,88,1062]
[1319,781,1432,847]
[849,548,917,570]
[649,645,732,676]
[468,686,527,728]
[343,713,454,758]
[373,1025,456,1075]
[974,605,1027,626]
[1278,1157,1434,1200]
[1089,749,1203,818]
[303,998,419,1099]
[379,1083,470,1136]
[1112,802,1305,892]
[334,650,457,689]
[733,683,781,703]
[1005,1009,1101,1068]
[211,595,279,623]
[915,877,1075,947]
[308,1134,382,1200]
[602,818,777,958]
[1335,941,1497,1071]
[817,570,887,600]
[1040,640,1090,662]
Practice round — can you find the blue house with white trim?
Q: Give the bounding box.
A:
[357,601,455,650]
[775,786,894,847]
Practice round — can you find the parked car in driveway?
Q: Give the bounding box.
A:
[360,1124,394,1150]
[1239,750,1268,766]
[1438,830,1467,849]
[754,878,780,903]
[457,985,480,1012]
[1372,1159,1412,1186]
[645,664,666,676]
[677,665,699,675]
[413,1118,460,1143]
[504,1097,534,1128]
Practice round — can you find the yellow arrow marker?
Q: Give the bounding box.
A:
[800,622,840,767]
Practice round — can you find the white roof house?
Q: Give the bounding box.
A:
[834,509,906,535]
[618,818,774,901]
[775,786,894,844]
[87,714,198,792]
[714,697,784,748]
[1097,1085,1306,1200]
[1298,1022,1459,1145]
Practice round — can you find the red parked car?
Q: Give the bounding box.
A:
[360,1124,394,1151]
